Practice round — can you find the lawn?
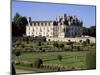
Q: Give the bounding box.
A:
[12,38,96,73]
[13,51,96,73]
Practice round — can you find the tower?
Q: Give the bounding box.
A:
[26,17,33,36]
[58,15,65,38]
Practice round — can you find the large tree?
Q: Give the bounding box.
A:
[89,26,96,37]
[82,26,96,37]
[12,13,28,37]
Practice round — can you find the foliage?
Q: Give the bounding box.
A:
[12,13,28,37]
[82,41,87,46]
[77,46,81,51]
[83,26,96,37]
[12,64,16,75]
[86,39,90,44]
[59,43,64,48]
[14,50,21,64]
[38,41,42,46]
[79,40,82,43]
[34,58,43,68]
[57,55,63,61]
[53,42,59,47]
[15,50,21,57]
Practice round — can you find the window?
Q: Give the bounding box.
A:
[41,22,43,26]
[45,22,47,26]
[34,23,36,26]
[48,22,50,26]
[37,23,39,26]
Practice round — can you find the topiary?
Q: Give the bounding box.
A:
[57,55,63,61]
[34,58,43,68]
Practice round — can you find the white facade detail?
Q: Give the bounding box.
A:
[26,14,83,38]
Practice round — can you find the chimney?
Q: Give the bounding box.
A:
[29,17,32,26]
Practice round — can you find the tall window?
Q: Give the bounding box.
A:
[34,23,36,26]
[41,22,43,26]
[45,22,47,26]
[48,22,50,26]
[38,23,39,26]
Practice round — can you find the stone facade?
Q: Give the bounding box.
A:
[26,14,83,38]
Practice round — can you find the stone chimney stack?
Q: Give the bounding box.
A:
[27,17,32,26]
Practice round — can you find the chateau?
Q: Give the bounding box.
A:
[26,14,83,38]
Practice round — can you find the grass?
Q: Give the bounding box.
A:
[15,65,55,73]
[13,51,96,69]
[12,39,96,73]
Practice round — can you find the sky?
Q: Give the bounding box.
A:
[12,1,96,27]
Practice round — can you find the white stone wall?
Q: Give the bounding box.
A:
[26,21,83,38]
[26,25,33,36]
[26,22,53,37]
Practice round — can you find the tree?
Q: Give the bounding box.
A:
[83,27,89,36]
[15,50,21,64]
[12,64,16,75]
[77,46,81,51]
[57,55,62,61]
[82,26,96,37]
[79,40,82,43]
[86,39,90,44]
[83,41,87,46]
[53,42,59,47]
[38,41,42,46]
[12,22,19,36]
[34,58,43,68]
[12,13,28,36]
[59,43,64,48]
[89,26,96,37]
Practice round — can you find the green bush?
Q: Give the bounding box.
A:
[77,46,81,51]
[14,50,21,63]
[57,55,63,61]
[53,42,59,47]
[34,58,43,68]
[12,64,16,75]
[82,41,87,46]
[79,40,82,43]
[38,41,42,46]
[59,43,64,48]
[86,39,90,44]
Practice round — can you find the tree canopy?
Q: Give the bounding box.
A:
[12,13,28,37]
[83,26,96,37]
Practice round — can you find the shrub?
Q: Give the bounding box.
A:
[53,42,59,48]
[86,39,90,44]
[57,55,63,61]
[79,40,82,43]
[59,43,64,48]
[12,64,16,75]
[77,46,81,51]
[14,50,21,63]
[38,41,42,46]
[90,43,95,47]
[82,41,87,46]
[34,58,43,68]
[30,63,33,67]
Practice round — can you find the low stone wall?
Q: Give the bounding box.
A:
[46,37,96,43]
